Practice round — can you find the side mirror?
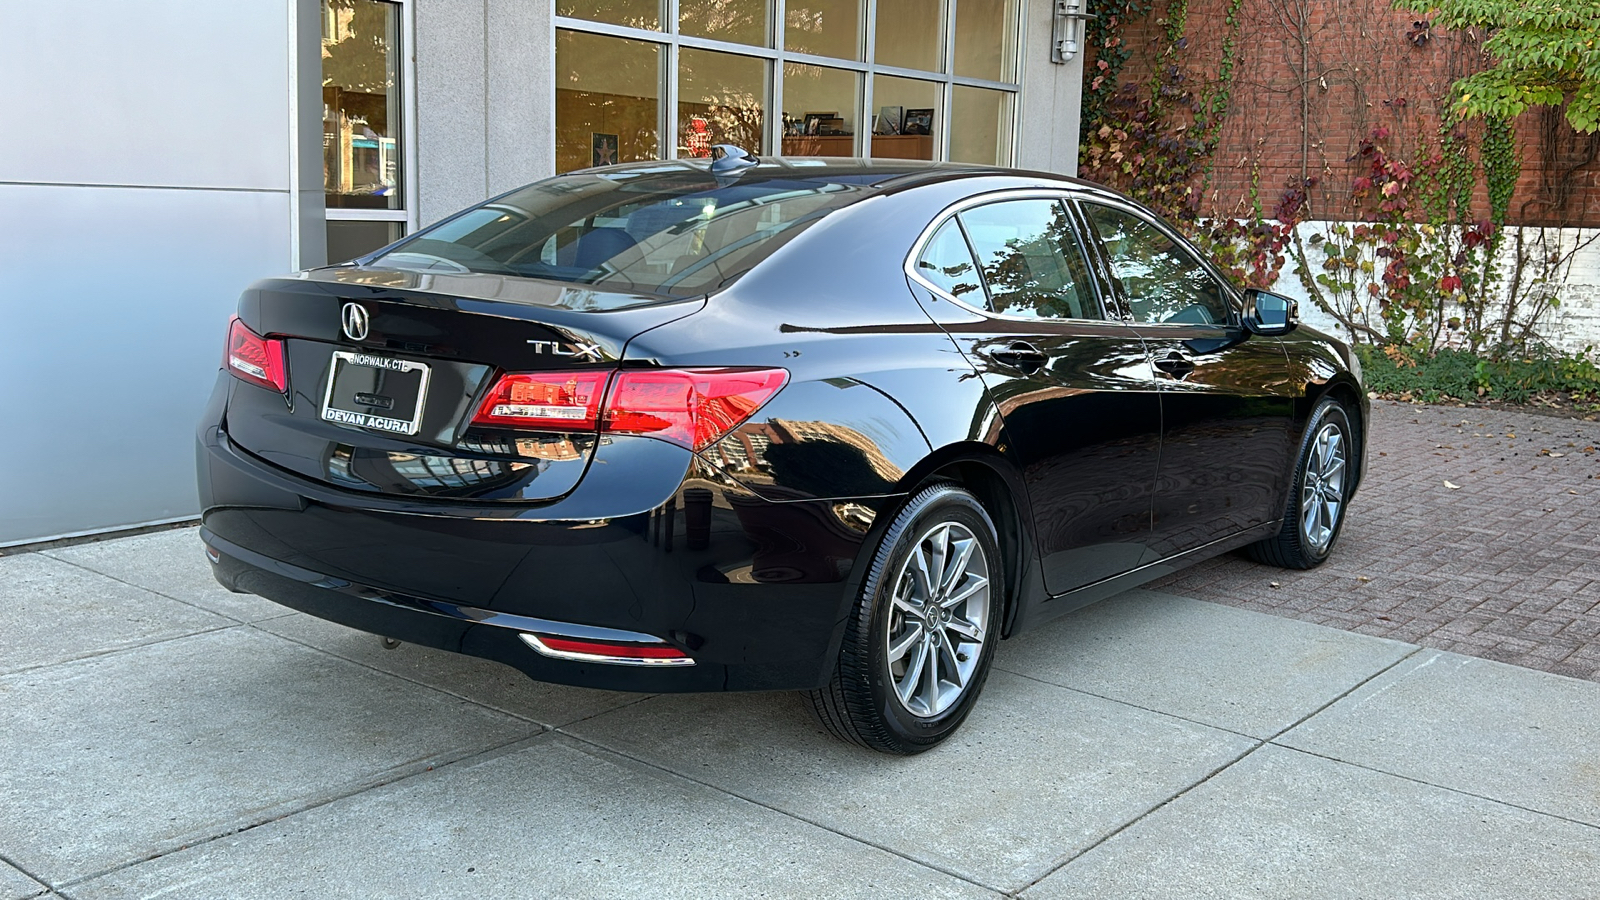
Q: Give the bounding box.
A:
[1243,289,1299,336]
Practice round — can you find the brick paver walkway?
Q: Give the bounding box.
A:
[1153,400,1600,682]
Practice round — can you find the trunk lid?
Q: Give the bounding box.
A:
[224,267,703,502]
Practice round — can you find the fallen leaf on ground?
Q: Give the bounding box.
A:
[1357,575,1372,582]
[1549,452,1565,458]
[1444,480,1461,489]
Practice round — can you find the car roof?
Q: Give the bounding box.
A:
[561,156,1113,198]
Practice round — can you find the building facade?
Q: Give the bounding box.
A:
[0,0,1085,546]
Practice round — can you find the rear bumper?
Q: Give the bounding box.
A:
[197,404,900,692]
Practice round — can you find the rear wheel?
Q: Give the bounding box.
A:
[807,484,1001,754]
[1248,397,1354,569]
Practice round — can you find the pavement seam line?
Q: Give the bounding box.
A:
[993,665,1264,740]
[551,728,1010,896]
[244,619,660,729]
[37,551,258,627]
[0,849,53,899]
[1267,743,1600,834]
[0,623,243,679]
[1012,644,1428,894]
[52,732,555,892]
[244,620,556,726]
[1261,646,1426,743]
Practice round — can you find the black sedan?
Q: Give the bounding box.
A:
[198,148,1365,754]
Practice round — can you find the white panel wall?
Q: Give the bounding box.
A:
[1016,0,1084,175]
[0,1,298,545]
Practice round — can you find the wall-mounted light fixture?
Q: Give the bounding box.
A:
[1051,0,1094,64]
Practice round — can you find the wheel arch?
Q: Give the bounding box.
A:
[892,442,1037,639]
[1311,374,1367,496]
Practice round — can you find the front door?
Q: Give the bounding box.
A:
[1079,201,1297,558]
[909,195,1164,594]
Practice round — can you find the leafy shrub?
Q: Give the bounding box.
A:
[1357,344,1600,405]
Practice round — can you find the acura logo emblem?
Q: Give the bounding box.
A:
[341,302,370,342]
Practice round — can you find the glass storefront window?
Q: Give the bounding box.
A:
[553,1,1017,170]
[870,74,938,161]
[555,30,663,173]
[950,85,1013,166]
[954,0,1018,82]
[785,0,862,61]
[678,49,768,157]
[557,0,661,31]
[679,0,769,47]
[781,63,859,157]
[323,0,403,210]
[874,0,944,72]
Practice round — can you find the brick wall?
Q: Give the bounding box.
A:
[1100,0,1600,229]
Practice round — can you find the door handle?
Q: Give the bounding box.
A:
[985,341,1048,372]
[1152,351,1196,379]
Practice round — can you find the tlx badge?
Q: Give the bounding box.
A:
[527,339,603,362]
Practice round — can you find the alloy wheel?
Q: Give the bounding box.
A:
[1299,421,1348,554]
[885,521,991,717]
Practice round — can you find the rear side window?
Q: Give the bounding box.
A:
[914,220,986,304]
[370,172,870,297]
[957,199,1100,321]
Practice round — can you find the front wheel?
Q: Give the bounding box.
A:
[1247,397,1355,569]
[806,484,1001,754]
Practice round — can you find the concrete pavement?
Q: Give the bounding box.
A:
[3,526,1599,898]
[1156,399,1600,682]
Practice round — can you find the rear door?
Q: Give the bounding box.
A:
[1077,200,1296,557]
[909,194,1164,595]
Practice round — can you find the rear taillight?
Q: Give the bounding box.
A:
[225,316,288,393]
[470,367,788,451]
[470,371,609,430]
[605,368,789,450]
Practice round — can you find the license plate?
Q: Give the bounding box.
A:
[320,351,431,436]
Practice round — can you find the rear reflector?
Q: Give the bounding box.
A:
[519,633,696,667]
[470,371,609,430]
[471,367,787,451]
[225,316,288,393]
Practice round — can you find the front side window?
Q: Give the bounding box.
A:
[957,199,1099,321]
[1082,204,1231,326]
[370,172,870,297]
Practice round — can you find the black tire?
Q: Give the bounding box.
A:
[806,483,1002,754]
[1247,397,1355,569]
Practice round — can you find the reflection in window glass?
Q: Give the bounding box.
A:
[870,74,937,160]
[328,220,404,263]
[916,220,984,304]
[781,63,858,156]
[557,0,662,31]
[372,172,872,297]
[874,0,944,72]
[959,200,1098,321]
[953,0,1018,81]
[323,0,402,210]
[785,0,862,60]
[680,0,769,47]
[949,86,1013,166]
[1083,204,1230,325]
[555,30,662,174]
[679,49,768,157]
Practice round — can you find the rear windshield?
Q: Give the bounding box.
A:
[368,168,873,297]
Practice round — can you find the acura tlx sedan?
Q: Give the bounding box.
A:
[197,147,1366,754]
